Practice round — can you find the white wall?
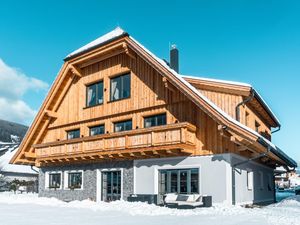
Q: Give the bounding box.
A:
[231,154,275,205]
[134,154,232,204]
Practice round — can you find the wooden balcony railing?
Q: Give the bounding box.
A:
[33,122,196,165]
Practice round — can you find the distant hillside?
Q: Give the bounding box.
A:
[0,119,28,143]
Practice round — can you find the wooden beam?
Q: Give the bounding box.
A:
[69,65,82,77]
[123,43,136,59]
[24,152,36,158]
[45,110,58,119]
[162,77,176,92]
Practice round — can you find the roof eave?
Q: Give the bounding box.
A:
[64,32,129,62]
[258,137,297,168]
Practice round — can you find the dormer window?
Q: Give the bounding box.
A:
[110,73,130,101]
[86,81,103,107]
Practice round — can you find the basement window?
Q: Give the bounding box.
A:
[48,172,61,189]
[144,113,167,128]
[114,120,132,132]
[89,124,105,136]
[86,81,103,107]
[110,73,130,101]
[67,172,83,189]
[67,129,80,140]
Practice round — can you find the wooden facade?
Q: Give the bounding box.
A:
[11,30,290,169]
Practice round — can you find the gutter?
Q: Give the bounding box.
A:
[257,137,297,169]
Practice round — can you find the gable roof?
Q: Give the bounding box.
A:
[10,27,297,168]
[181,75,281,127]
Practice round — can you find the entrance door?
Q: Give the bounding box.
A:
[102,171,121,201]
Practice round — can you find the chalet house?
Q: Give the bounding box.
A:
[11,27,296,205]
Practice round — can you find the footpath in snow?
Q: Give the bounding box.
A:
[0,192,299,225]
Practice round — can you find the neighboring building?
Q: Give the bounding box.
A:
[11,27,296,205]
[0,143,38,191]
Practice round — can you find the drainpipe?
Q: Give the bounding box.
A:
[30,165,39,174]
[235,90,255,122]
[271,125,281,134]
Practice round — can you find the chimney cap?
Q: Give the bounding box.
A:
[171,44,177,49]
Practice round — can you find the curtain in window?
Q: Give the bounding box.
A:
[87,86,96,106]
[111,79,119,100]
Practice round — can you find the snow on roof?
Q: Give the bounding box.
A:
[181,74,252,87]
[65,27,127,59]
[0,145,37,175]
[181,74,280,126]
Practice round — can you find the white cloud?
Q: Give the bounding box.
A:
[0,59,48,125]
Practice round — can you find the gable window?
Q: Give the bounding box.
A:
[110,73,130,101]
[68,172,82,189]
[144,113,167,128]
[114,120,132,132]
[90,124,105,136]
[67,129,80,140]
[49,173,61,189]
[86,81,103,107]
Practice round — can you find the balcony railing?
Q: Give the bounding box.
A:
[33,122,196,164]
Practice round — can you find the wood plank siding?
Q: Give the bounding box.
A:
[12,33,285,167]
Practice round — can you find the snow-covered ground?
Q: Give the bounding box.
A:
[0,193,299,225]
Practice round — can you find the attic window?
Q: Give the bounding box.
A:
[110,73,130,101]
[86,81,103,107]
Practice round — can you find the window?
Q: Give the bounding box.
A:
[110,73,130,101]
[245,111,250,126]
[68,172,82,189]
[48,173,61,189]
[159,168,199,194]
[67,129,80,140]
[90,124,105,136]
[247,171,253,190]
[86,81,103,107]
[255,121,260,133]
[144,113,166,128]
[114,120,132,132]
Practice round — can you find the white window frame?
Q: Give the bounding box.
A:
[45,171,63,190]
[96,168,124,202]
[64,170,84,190]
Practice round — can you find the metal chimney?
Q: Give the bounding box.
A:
[170,44,179,73]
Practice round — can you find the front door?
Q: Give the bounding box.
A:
[102,171,121,201]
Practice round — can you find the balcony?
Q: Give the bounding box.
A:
[33,122,197,165]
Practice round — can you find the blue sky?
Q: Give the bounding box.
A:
[0,0,299,161]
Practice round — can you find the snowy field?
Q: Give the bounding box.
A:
[0,193,299,225]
